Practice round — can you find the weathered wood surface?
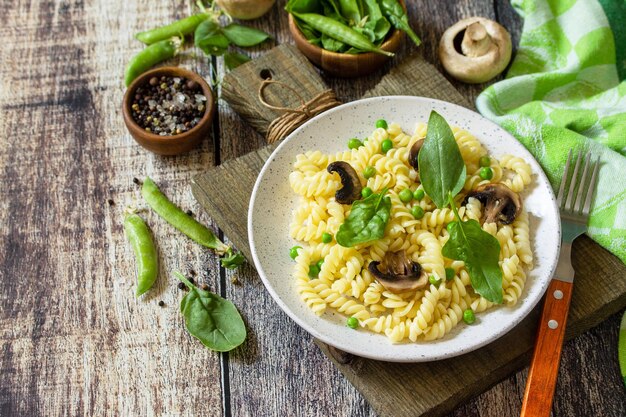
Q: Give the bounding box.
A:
[1,1,625,417]
[193,52,626,416]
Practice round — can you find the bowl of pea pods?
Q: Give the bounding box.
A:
[286,0,420,77]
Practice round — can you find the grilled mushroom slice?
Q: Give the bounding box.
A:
[408,138,425,170]
[368,250,429,293]
[327,161,363,204]
[466,183,522,224]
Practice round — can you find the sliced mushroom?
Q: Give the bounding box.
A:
[327,161,362,204]
[408,138,424,170]
[368,250,429,293]
[439,17,512,83]
[466,183,522,224]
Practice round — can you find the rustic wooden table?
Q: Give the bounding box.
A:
[1,0,625,416]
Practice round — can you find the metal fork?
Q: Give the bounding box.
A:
[520,150,600,417]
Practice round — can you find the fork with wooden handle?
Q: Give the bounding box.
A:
[520,150,600,417]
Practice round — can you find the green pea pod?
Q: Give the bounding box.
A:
[141,177,230,254]
[124,213,158,297]
[135,13,208,45]
[380,0,421,46]
[293,13,393,56]
[124,37,181,87]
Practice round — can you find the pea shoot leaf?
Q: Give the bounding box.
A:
[220,248,246,268]
[222,24,271,47]
[418,111,466,208]
[443,219,503,304]
[195,19,230,56]
[336,189,391,247]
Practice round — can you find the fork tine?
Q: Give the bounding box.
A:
[557,149,573,208]
[574,151,592,213]
[564,151,583,212]
[583,156,600,217]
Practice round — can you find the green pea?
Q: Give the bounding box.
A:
[348,138,363,150]
[413,188,425,201]
[411,205,424,219]
[479,155,491,167]
[363,166,376,179]
[429,274,441,286]
[322,232,332,243]
[479,167,494,180]
[398,189,412,203]
[347,316,359,329]
[381,139,393,153]
[445,267,455,281]
[289,245,302,260]
[361,187,373,198]
[463,309,476,324]
[375,119,388,129]
[308,263,321,278]
[317,259,325,269]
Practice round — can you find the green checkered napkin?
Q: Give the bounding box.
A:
[476,0,626,265]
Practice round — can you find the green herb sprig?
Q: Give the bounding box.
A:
[419,111,503,303]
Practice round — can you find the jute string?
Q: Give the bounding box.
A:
[258,79,340,143]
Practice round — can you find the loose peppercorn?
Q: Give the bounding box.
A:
[158,300,165,307]
[188,277,195,285]
[177,282,186,290]
[133,177,140,185]
[201,284,210,291]
[107,199,115,206]
[186,209,193,216]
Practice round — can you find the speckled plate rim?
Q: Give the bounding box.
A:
[248,96,561,363]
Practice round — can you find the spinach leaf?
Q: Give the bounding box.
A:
[418,111,466,208]
[222,24,271,47]
[220,248,246,268]
[175,272,247,352]
[442,217,503,304]
[195,19,229,56]
[362,0,391,42]
[336,189,391,247]
[321,33,347,51]
[338,0,361,25]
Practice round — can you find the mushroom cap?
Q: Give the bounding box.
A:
[438,17,512,84]
[327,161,363,205]
[408,138,424,170]
[368,250,429,293]
[466,183,522,224]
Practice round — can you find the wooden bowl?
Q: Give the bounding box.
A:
[122,67,215,155]
[288,15,404,77]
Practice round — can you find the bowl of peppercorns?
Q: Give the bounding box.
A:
[123,66,215,155]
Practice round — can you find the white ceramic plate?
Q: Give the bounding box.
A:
[248,96,560,362]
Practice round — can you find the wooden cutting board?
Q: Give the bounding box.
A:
[191,46,626,417]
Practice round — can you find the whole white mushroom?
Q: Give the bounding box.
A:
[439,17,512,84]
